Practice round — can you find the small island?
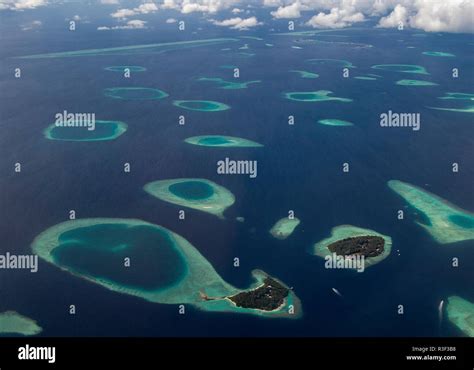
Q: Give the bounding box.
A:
[269,217,300,240]
[311,225,392,269]
[227,277,289,311]
[396,79,438,86]
[104,87,168,100]
[0,311,42,336]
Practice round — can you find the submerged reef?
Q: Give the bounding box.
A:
[185,135,262,147]
[371,64,429,75]
[388,180,474,244]
[283,90,352,103]
[0,311,42,336]
[447,296,474,337]
[396,79,438,86]
[269,217,300,240]
[318,119,353,127]
[197,77,260,89]
[16,38,239,58]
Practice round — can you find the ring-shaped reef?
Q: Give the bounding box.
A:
[144,178,235,219]
[31,218,302,318]
[184,135,262,147]
[318,119,353,127]
[396,79,438,86]
[44,120,127,141]
[173,100,230,112]
[371,64,429,75]
[283,90,352,103]
[269,217,300,240]
[104,66,146,72]
[447,296,474,337]
[311,225,392,269]
[0,311,42,336]
[388,180,474,244]
[104,87,168,100]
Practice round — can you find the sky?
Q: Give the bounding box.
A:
[0,0,473,33]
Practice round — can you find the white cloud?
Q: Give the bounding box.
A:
[307,7,365,29]
[110,2,158,19]
[377,4,407,28]
[231,7,242,13]
[100,0,119,4]
[0,0,48,10]
[271,2,301,19]
[212,16,262,29]
[166,17,177,23]
[98,19,147,30]
[111,8,137,18]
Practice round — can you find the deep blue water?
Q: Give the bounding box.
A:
[0,11,473,337]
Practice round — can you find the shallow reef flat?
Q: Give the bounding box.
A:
[269,217,300,240]
[388,180,474,244]
[104,66,146,72]
[144,178,235,218]
[0,311,42,336]
[312,225,392,269]
[318,119,353,127]
[447,296,474,337]
[289,70,319,79]
[371,64,429,75]
[44,120,127,141]
[283,90,352,103]
[15,38,239,59]
[422,51,455,57]
[306,58,355,68]
[396,79,438,86]
[31,219,301,318]
[196,77,261,89]
[185,135,262,147]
